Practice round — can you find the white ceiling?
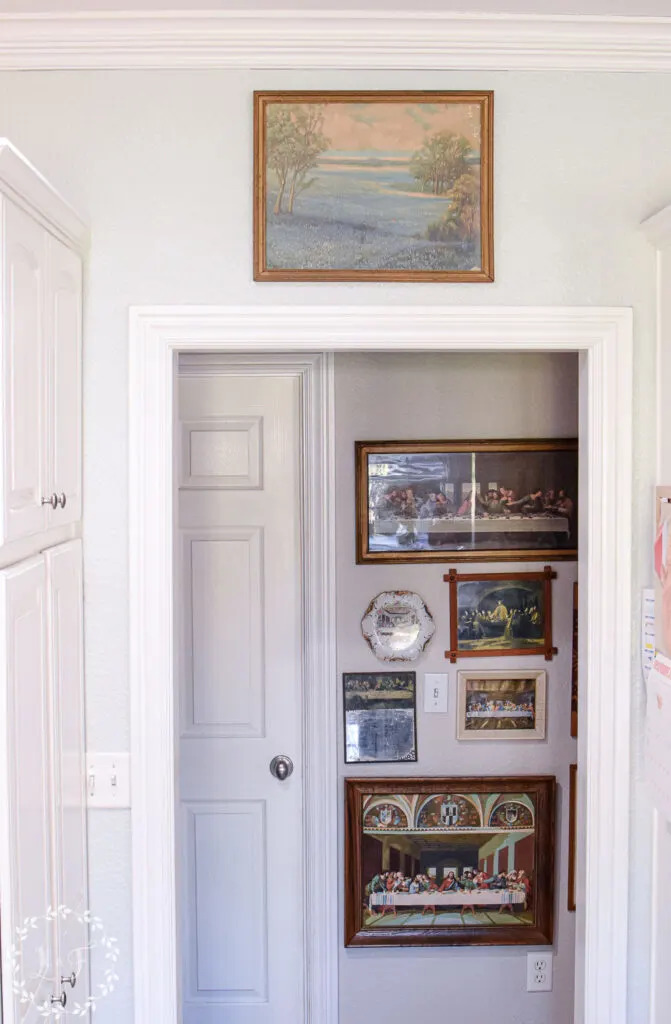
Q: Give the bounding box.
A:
[1,0,671,16]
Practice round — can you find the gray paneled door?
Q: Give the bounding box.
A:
[177,369,304,1023]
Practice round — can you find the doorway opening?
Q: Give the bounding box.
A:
[128,305,633,1024]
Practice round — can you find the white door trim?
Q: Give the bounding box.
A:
[129,304,633,1024]
[3,11,671,73]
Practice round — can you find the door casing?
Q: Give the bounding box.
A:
[128,305,634,1024]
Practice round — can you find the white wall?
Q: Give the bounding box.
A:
[0,67,662,1022]
[335,352,578,1024]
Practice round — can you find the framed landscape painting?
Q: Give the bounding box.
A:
[457,670,547,741]
[345,775,556,947]
[444,566,557,663]
[343,672,417,764]
[356,439,578,564]
[254,91,494,282]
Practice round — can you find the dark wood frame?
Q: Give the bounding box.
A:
[355,438,579,565]
[444,565,558,663]
[254,90,494,283]
[345,775,556,947]
[568,764,577,912]
[571,582,579,737]
[343,672,418,765]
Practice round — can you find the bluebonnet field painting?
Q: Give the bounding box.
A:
[254,92,493,281]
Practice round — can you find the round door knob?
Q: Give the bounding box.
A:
[269,755,294,781]
[51,992,67,1008]
[57,493,67,509]
[61,971,77,988]
[42,493,58,509]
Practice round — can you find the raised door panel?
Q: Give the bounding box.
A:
[181,529,264,738]
[0,556,56,1024]
[1,199,47,543]
[183,802,268,1008]
[46,238,82,526]
[46,541,90,1017]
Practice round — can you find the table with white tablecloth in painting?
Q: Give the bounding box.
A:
[368,890,527,922]
[372,515,570,536]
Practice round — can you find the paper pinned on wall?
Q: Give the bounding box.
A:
[642,587,655,682]
[654,488,671,659]
[645,651,671,822]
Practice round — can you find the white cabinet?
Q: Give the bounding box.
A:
[47,236,82,528]
[0,141,87,553]
[0,541,89,1023]
[46,542,89,1004]
[1,200,48,542]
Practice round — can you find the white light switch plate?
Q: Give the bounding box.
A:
[424,673,448,713]
[86,753,131,808]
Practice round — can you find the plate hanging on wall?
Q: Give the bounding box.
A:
[361,591,435,662]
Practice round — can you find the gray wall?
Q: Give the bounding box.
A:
[335,351,579,1024]
[0,65,662,1022]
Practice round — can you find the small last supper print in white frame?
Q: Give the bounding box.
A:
[457,670,547,741]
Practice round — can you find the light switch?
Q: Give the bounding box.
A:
[424,673,448,713]
[86,753,131,808]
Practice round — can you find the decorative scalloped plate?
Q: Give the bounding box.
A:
[361,590,435,662]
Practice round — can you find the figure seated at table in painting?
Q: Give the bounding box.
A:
[418,492,456,518]
[366,866,533,920]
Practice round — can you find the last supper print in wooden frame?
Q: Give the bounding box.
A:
[345,775,556,948]
[356,438,578,565]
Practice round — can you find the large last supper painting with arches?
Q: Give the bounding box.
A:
[345,777,556,947]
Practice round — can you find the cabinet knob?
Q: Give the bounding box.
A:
[57,493,67,509]
[41,493,58,509]
[61,971,77,989]
[51,992,67,1008]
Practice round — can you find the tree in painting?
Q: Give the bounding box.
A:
[409,131,471,195]
[427,171,480,245]
[409,130,479,253]
[266,104,330,215]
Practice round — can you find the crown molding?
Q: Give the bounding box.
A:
[1,9,671,72]
[642,204,671,248]
[0,138,89,250]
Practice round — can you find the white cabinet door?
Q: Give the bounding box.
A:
[1,199,47,543]
[0,556,57,1024]
[46,239,82,527]
[178,374,305,1024]
[46,540,89,1017]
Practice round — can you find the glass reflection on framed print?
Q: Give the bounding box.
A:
[356,439,578,565]
[457,670,547,741]
[343,672,417,764]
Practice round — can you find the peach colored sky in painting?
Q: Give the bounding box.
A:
[320,102,481,154]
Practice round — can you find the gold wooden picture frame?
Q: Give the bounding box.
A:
[254,90,494,282]
[356,439,578,565]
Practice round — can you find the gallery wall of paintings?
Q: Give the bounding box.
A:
[334,352,579,1017]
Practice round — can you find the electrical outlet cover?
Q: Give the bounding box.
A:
[526,951,553,992]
